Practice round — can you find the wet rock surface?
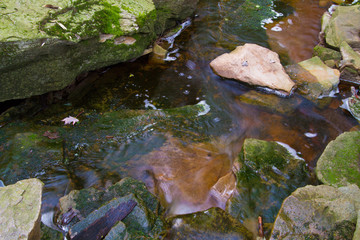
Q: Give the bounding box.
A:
[168,207,253,240]
[270,184,360,240]
[57,177,166,239]
[210,44,295,93]
[0,178,43,240]
[316,131,360,188]
[0,0,198,102]
[227,138,309,225]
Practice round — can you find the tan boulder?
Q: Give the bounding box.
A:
[210,43,295,93]
[0,178,43,240]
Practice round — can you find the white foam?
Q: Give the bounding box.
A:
[196,100,211,116]
[276,141,304,161]
[305,132,317,138]
[144,99,157,110]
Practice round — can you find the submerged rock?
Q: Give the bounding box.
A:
[0,0,198,102]
[136,136,232,216]
[0,178,43,240]
[0,131,63,184]
[316,131,360,188]
[227,139,309,225]
[168,207,253,240]
[236,90,301,115]
[270,184,360,239]
[210,44,295,93]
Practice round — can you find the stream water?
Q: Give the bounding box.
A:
[1,0,359,236]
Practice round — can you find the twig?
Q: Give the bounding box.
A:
[258,216,264,238]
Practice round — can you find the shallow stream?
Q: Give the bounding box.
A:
[0,0,359,236]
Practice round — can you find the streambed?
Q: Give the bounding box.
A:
[0,0,359,238]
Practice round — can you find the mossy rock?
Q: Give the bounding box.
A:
[0,132,63,184]
[316,131,360,188]
[324,5,360,49]
[270,184,360,239]
[313,45,341,62]
[168,207,253,239]
[227,138,309,223]
[0,0,198,102]
[58,178,165,239]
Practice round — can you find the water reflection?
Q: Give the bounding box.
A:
[1,0,359,229]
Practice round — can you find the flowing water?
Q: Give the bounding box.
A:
[1,0,359,235]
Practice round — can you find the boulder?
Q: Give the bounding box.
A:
[270,184,360,239]
[227,139,309,224]
[0,178,44,240]
[316,131,360,188]
[168,207,253,240]
[210,44,295,93]
[0,0,198,102]
[324,5,360,49]
[288,56,340,100]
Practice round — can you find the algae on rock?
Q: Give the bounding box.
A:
[0,0,198,102]
[227,138,309,224]
[168,207,253,240]
[270,184,360,240]
[0,178,44,240]
[316,131,360,188]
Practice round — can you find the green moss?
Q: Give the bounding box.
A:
[42,0,125,41]
[316,131,360,187]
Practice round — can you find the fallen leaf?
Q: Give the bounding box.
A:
[43,131,60,139]
[62,116,79,125]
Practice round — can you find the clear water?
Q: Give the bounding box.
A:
[0,0,359,232]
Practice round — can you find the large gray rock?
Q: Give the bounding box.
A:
[270,184,360,240]
[0,0,198,102]
[210,43,295,93]
[0,178,44,240]
[316,131,360,188]
[324,5,360,49]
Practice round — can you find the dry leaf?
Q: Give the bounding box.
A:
[62,116,79,125]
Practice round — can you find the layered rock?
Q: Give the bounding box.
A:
[0,178,44,240]
[210,44,295,93]
[57,177,165,239]
[0,0,198,102]
[270,184,360,239]
[316,131,360,188]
